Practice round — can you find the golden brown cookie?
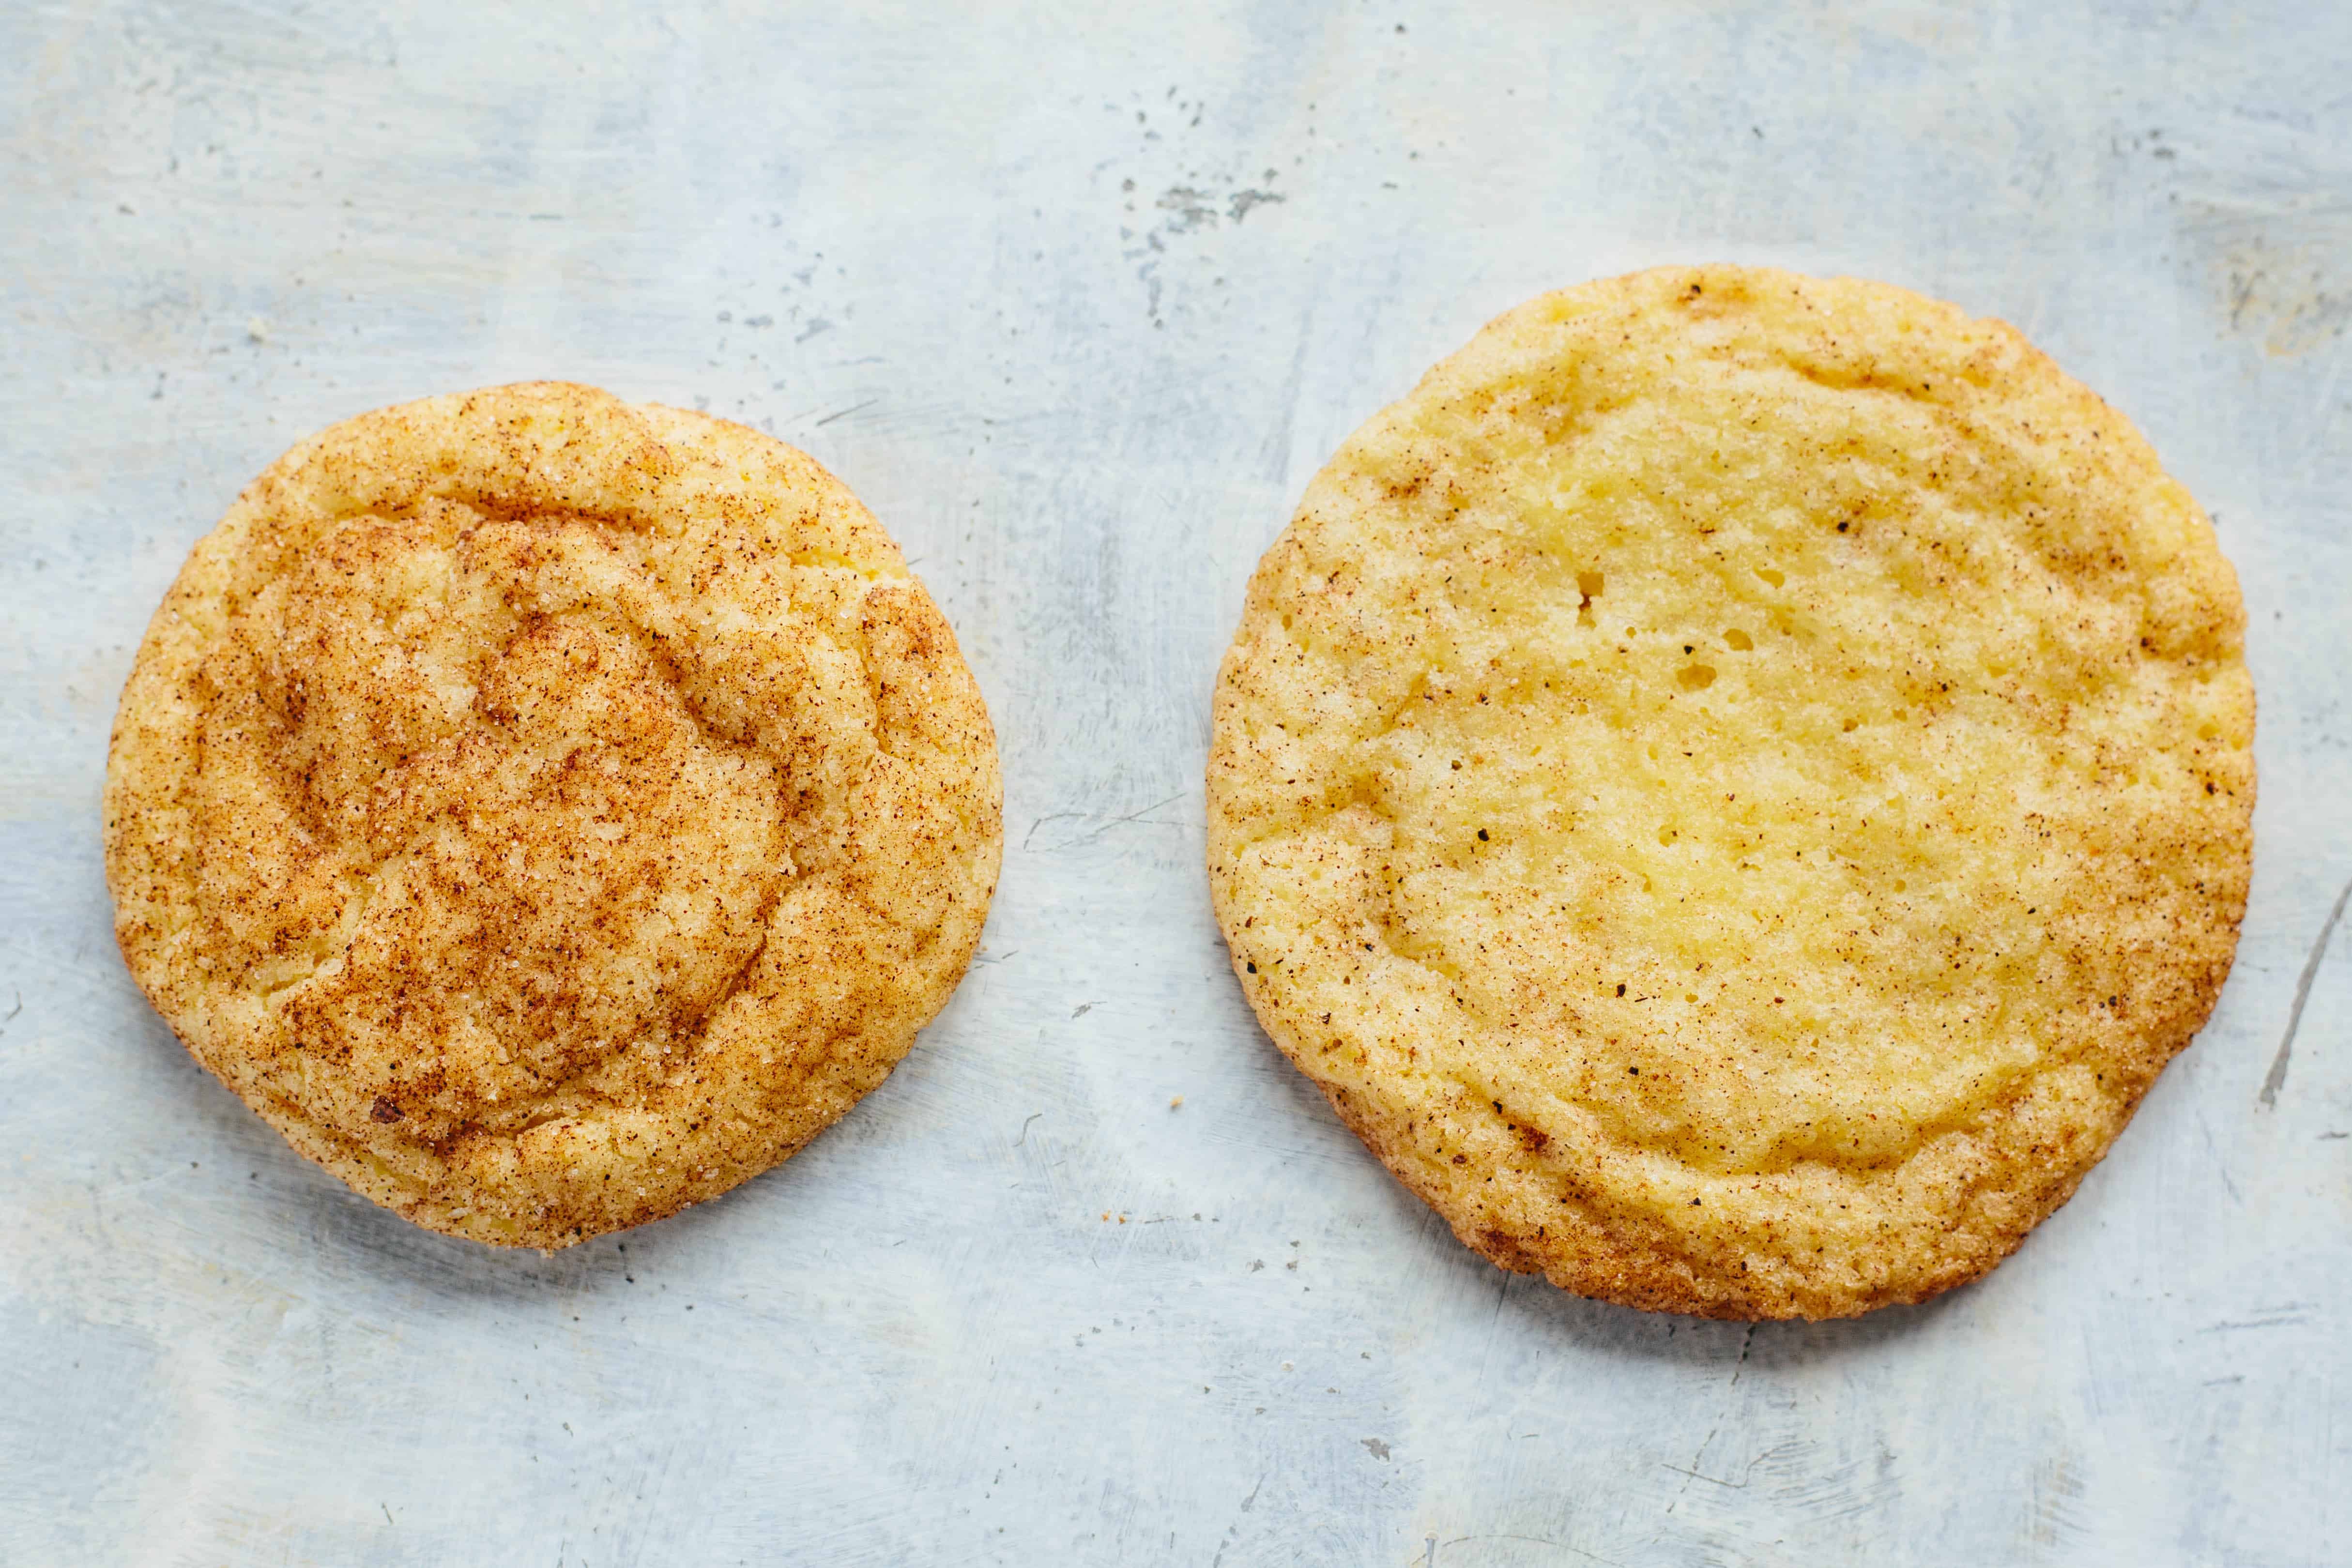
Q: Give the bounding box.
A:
[107,383,1001,1248]
[1207,267,2253,1319]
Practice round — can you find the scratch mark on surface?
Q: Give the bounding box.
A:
[1668,1326,1759,1511]
[2199,1305,2310,1333]
[2197,1110,2244,1206]
[1665,1424,1720,1513]
[2261,871,2352,1107]
[1114,793,1184,828]
[1015,1112,1044,1147]
[812,398,878,427]
[1023,795,1186,852]
[1660,1459,1753,1490]
[1023,812,1082,850]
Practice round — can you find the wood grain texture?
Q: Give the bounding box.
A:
[1,1,2347,1563]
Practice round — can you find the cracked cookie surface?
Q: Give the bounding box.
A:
[1207,267,2253,1319]
[107,383,1001,1247]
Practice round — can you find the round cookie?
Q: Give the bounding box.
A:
[1207,267,2254,1320]
[107,383,1001,1248]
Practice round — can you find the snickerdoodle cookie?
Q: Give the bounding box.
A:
[108,383,1000,1247]
[1207,267,2252,1319]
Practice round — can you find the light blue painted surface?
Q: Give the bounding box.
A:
[1,3,2347,1563]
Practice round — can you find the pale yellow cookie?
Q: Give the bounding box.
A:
[1207,267,2253,1319]
[107,383,1001,1248]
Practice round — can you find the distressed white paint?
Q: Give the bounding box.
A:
[2,3,2348,1563]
